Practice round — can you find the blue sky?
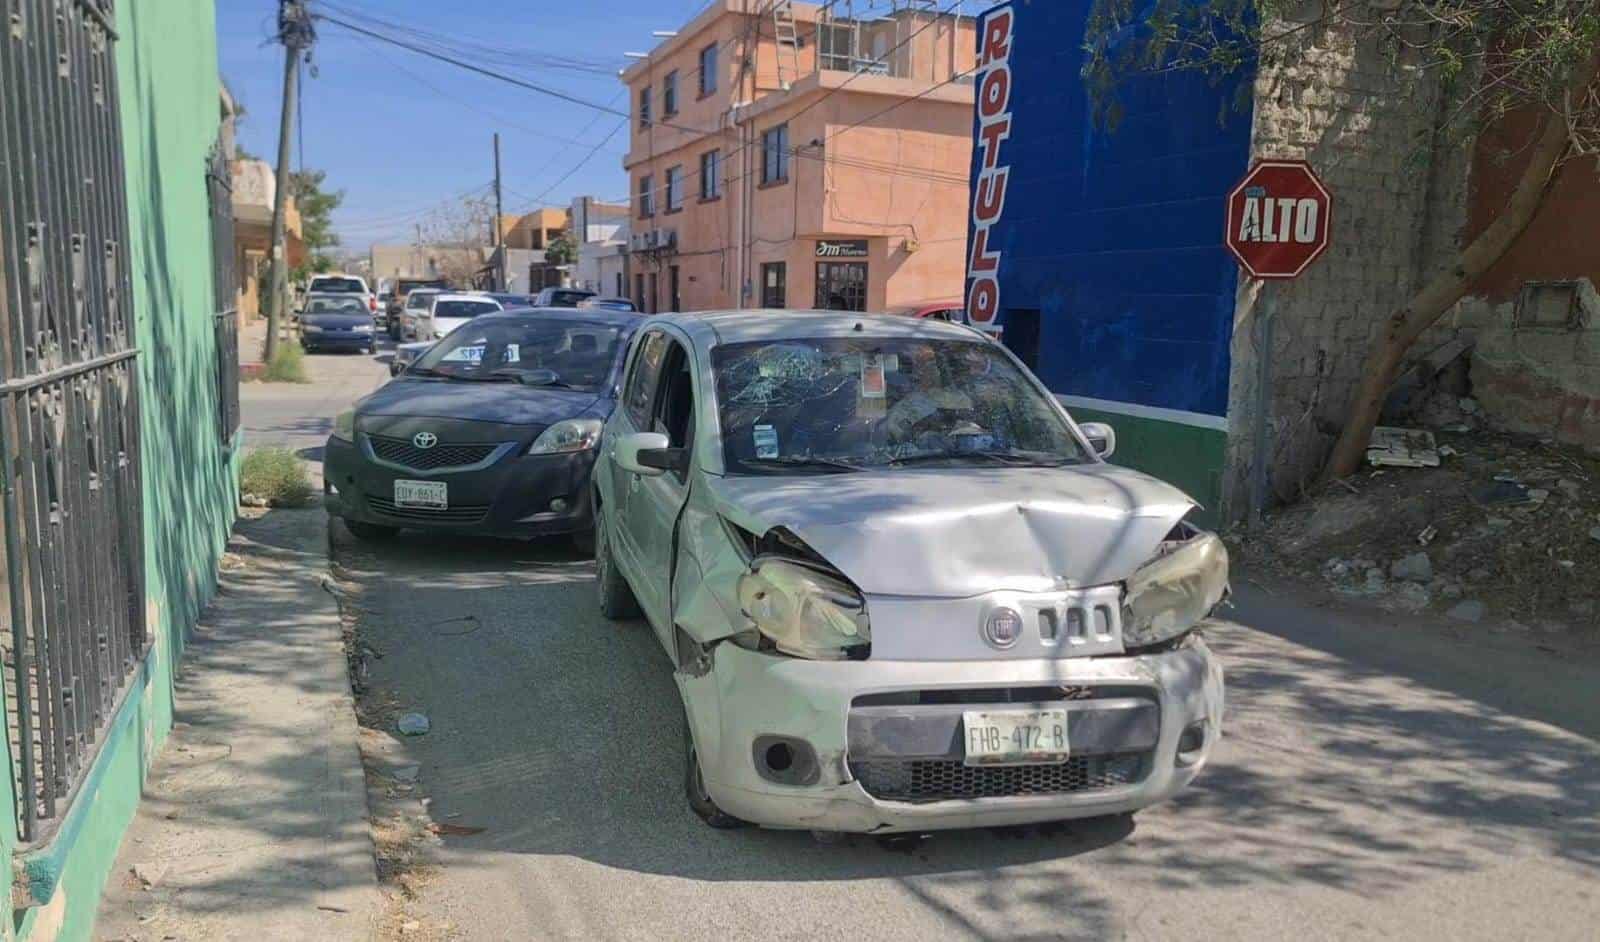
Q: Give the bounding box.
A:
[217,1,715,252]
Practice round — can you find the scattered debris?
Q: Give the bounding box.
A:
[317,905,350,914]
[131,862,169,889]
[240,493,271,508]
[1437,445,1458,458]
[1591,527,1600,544]
[1476,480,1533,506]
[1367,427,1440,468]
[397,713,431,737]
[1390,552,1434,583]
[1388,582,1432,612]
[426,822,485,837]
[1557,478,1584,502]
[1417,525,1438,546]
[1447,601,1486,623]
[391,765,421,783]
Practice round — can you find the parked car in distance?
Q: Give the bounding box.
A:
[390,340,432,377]
[577,296,637,312]
[325,308,643,547]
[480,292,538,309]
[887,298,966,322]
[424,294,503,341]
[300,294,377,354]
[393,288,446,341]
[386,277,449,324]
[307,273,379,317]
[533,287,596,308]
[593,309,1226,833]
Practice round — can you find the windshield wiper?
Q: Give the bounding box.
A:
[887,449,1074,468]
[740,456,867,474]
[490,368,575,388]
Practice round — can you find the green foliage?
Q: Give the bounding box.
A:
[545,231,578,267]
[260,342,308,383]
[290,168,344,271]
[1082,1,1600,152]
[240,447,313,506]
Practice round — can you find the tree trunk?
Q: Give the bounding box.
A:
[1321,59,1597,480]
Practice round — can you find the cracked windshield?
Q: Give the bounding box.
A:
[714,337,1087,472]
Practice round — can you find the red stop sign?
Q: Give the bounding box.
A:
[1225,160,1332,280]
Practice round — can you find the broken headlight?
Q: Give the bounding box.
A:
[1122,531,1229,649]
[737,558,870,660]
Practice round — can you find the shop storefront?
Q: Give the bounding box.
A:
[814,238,870,311]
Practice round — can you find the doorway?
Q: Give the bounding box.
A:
[814,262,867,311]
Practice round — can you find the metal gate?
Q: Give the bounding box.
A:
[0,0,145,844]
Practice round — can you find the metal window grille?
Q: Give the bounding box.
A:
[207,145,239,444]
[0,0,146,845]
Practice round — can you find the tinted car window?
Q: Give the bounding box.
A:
[624,331,669,428]
[412,319,625,392]
[711,337,1088,473]
[542,290,595,307]
[432,300,500,320]
[306,297,365,314]
[405,292,436,310]
[310,277,365,293]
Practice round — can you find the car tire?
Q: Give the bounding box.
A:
[594,516,640,620]
[345,519,399,541]
[684,708,747,829]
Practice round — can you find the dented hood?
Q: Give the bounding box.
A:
[706,464,1196,598]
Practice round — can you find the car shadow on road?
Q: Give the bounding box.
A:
[327,523,1600,935]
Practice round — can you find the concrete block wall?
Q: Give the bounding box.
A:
[1222,22,1467,518]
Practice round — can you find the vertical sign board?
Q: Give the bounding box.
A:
[1224,159,1333,523]
[966,4,1015,332]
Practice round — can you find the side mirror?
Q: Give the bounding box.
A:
[615,431,671,476]
[1079,421,1116,459]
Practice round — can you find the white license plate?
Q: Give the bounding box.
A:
[963,709,1070,766]
[394,479,447,508]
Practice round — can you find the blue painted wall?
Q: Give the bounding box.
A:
[971,0,1252,420]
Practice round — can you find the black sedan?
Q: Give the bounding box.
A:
[324,308,640,550]
[300,295,377,353]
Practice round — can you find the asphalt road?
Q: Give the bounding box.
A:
[240,331,393,483]
[329,522,1600,940]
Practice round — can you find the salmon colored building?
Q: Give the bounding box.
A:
[621,0,976,314]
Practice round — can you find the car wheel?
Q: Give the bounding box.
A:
[594,515,640,619]
[684,708,747,829]
[345,519,399,541]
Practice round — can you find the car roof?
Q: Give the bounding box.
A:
[648,309,987,347]
[431,293,501,305]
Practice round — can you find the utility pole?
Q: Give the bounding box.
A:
[265,0,314,362]
[493,132,505,292]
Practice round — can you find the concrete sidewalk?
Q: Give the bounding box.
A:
[96,508,379,941]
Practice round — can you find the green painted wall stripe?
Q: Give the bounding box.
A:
[1064,404,1228,529]
[1056,394,1230,433]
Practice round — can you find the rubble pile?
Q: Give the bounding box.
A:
[1236,423,1600,634]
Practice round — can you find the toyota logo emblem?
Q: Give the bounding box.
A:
[412,432,438,450]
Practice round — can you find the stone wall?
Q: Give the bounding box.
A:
[1222,21,1469,520]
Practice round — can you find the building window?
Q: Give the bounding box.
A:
[616,272,624,297]
[699,149,721,200]
[663,70,678,116]
[815,261,867,311]
[648,271,659,314]
[761,262,786,308]
[665,165,683,212]
[669,265,681,312]
[699,43,718,97]
[638,175,654,218]
[762,123,790,185]
[638,86,652,128]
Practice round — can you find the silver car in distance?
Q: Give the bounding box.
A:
[593,310,1226,833]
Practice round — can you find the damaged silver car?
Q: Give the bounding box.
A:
[593,310,1226,833]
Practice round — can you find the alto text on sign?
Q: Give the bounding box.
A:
[1224,160,1332,280]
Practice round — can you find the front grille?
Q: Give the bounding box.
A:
[850,753,1146,802]
[366,433,502,471]
[366,496,491,524]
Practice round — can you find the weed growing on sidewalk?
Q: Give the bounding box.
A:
[260,343,309,383]
[240,447,313,507]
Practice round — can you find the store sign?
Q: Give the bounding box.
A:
[966,4,1014,331]
[816,239,869,258]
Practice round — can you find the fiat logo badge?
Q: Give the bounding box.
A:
[412,432,438,450]
[982,607,1023,649]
